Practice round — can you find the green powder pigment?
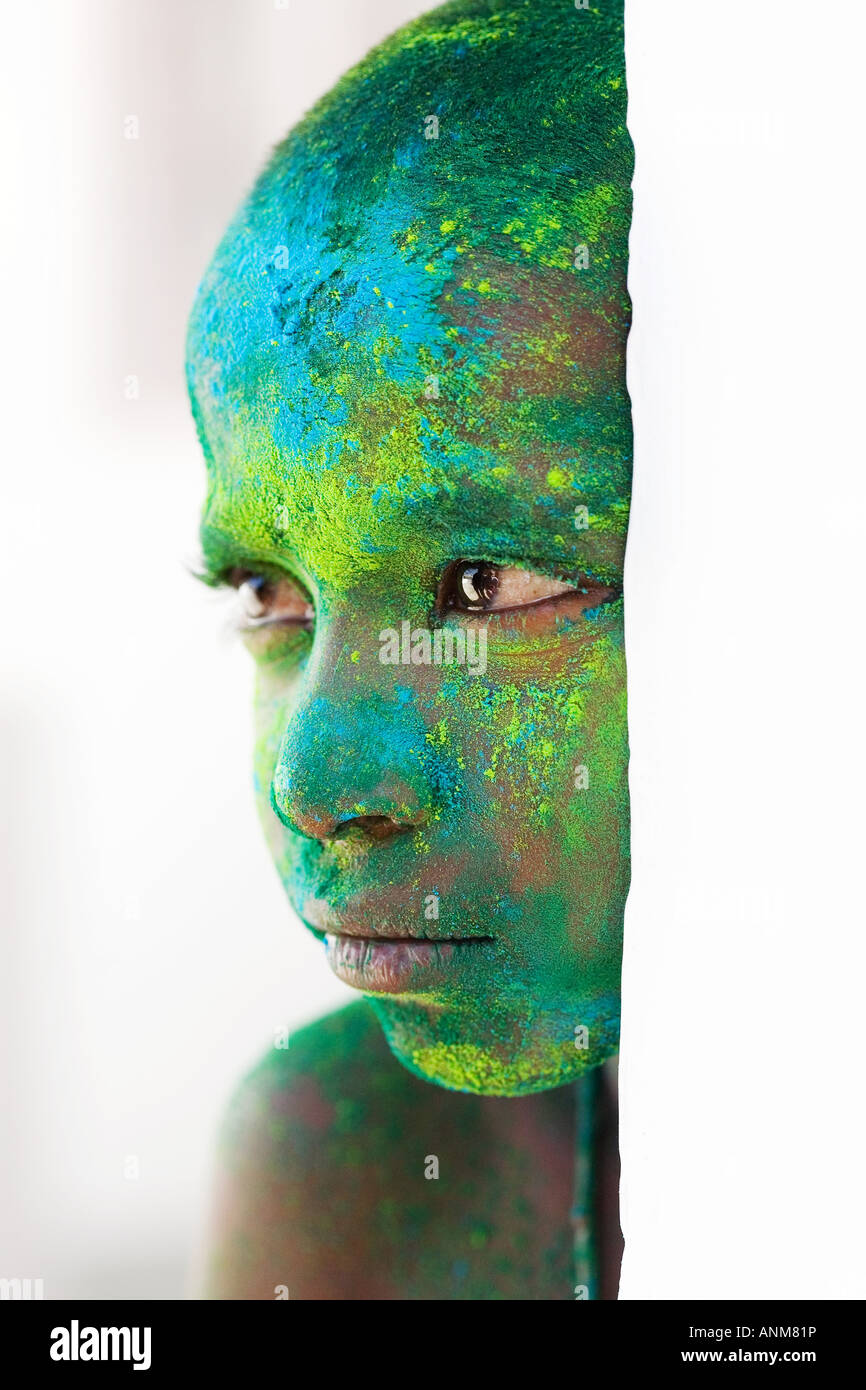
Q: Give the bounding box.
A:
[188,0,633,1101]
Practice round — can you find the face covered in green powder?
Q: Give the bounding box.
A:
[187,0,633,1097]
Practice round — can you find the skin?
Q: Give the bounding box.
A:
[187,0,632,1297]
[198,1001,623,1301]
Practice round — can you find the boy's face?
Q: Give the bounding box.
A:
[189,140,631,1097]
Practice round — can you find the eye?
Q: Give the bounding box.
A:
[441,561,611,615]
[453,562,500,610]
[229,568,314,630]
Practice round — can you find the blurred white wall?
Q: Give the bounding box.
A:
[621,0,866,1298]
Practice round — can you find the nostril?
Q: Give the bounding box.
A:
[330,814,409,844]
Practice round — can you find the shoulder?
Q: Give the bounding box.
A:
[217,999,396,1153]
[197,1001,442,1299]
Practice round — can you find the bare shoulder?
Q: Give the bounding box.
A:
[198,1000,579,1300]
[213,999,413,1161]
[197,1000,458,1300]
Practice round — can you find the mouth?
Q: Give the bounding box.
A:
[323,932,495,994]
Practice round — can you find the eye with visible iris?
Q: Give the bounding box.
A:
[441,560,613,616]
[453,562,500,610]
[229,568,314,631]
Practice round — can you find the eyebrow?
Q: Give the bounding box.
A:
[197,481,626,595]
[194,525,241,584]
[190,553,231,588]
[196,520,316,592]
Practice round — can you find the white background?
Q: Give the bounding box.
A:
[1,0,864,1299]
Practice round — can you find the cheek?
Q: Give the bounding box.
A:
[251,669,301,852]
[253,683,288,783]
[452,639,629,952]
[438,633,627,821]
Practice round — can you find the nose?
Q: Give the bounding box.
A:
[329,813,409,843]
[270,686,435,845]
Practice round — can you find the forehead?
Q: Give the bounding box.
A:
[187,3,632,584]
[190,200,631,582]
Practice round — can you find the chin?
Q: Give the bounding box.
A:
[369,994,622,1097]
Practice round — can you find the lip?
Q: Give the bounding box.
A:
[324,932,493,994]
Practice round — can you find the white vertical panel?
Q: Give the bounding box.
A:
[621,0,866,1297]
